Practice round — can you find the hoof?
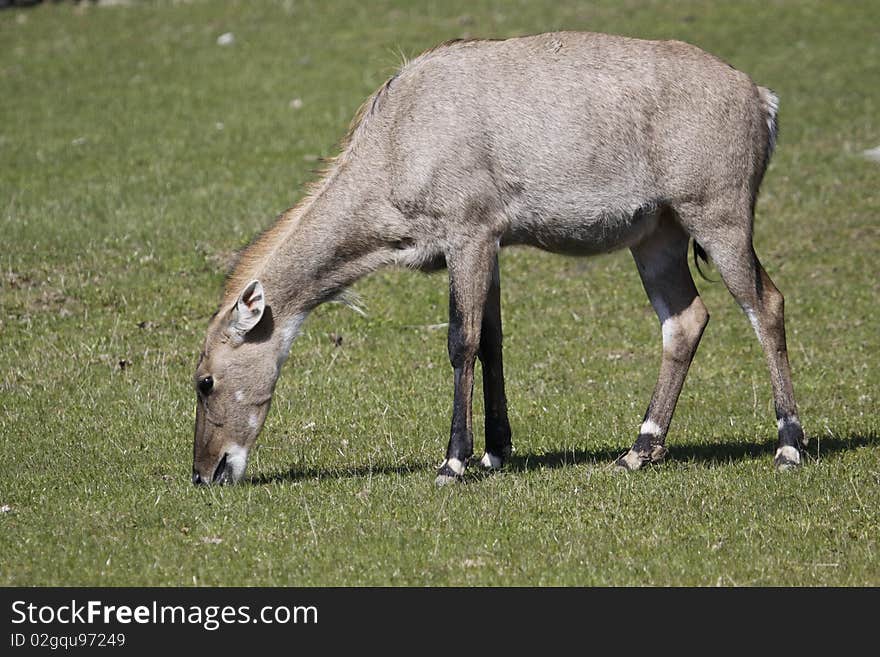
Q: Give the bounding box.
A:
[774,445,802,471]
[615,445,668,471]
[478,445,510,470]
[650,445,668,464]
[435,457,466,486]
[615,450,644,471]
[434,473,460,487]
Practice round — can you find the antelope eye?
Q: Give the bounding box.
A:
[198,376,214,395]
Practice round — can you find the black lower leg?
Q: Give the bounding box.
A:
[479,259,511,460]
[776,407,805,450]
[481,362,511,458]
[442,365,475,463]
[437,282,478,480]
[631,406,667,457]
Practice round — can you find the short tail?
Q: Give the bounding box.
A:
[692,240,716,282]
[757,86,779,161]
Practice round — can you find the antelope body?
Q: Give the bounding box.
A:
[192,32,805,486]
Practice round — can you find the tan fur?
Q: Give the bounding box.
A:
[193,31,803,485]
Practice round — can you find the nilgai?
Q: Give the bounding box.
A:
[191,31,805,486]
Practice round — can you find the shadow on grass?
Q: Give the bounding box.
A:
[507,432,878,472]
[251,432,878,484]
[0,0,48,10]
[249,459,438,486]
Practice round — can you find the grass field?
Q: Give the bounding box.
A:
[1,0,878,586]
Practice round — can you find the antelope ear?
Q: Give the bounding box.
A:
[231,280,265,335]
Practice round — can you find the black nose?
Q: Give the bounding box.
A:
[192,469,204,486]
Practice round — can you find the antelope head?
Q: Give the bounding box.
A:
[191,280,299,485]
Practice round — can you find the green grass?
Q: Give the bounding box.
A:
[1,0,878,586]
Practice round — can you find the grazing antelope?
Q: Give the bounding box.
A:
[192,31,806,486]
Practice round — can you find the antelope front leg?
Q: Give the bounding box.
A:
[477,255,512,470]
[436,240,497,486]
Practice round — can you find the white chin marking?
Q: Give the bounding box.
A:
[225,444,249,482]
[777,415,801,430]
[479,452,503,469]
[248,413,259,429]
[639,419,662,437]
[443,457,465,476]
[775,445,801,467]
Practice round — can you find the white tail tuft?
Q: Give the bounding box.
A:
[758,86,779,158]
